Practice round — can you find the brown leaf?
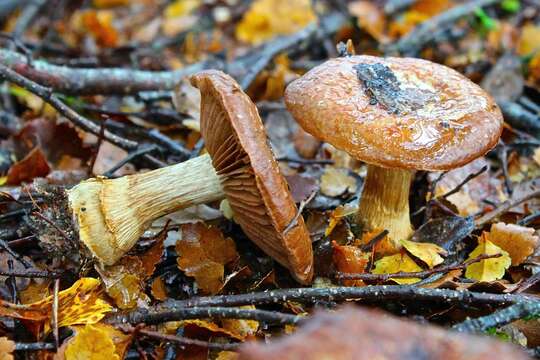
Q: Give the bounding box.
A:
[6,147,50,185]
[348,1,387,42]
[332,242,368,286]
[485,222,539,266]
[0,337,15,360]
[320,167,356,197]
[176,223,238,294]
[150,277,168,301]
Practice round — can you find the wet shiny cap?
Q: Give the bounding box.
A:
[285,56,503,171]
[191,70,314,284]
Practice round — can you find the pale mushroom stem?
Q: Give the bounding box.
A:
[68,153,225,265]
[357,164,414,253]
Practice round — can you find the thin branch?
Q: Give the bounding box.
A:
[335,254,501,281]
[475,189,540,227]
[14,342,56,351]
[453,301,540,333]
[109,306,302,326]
[0,269,62,278]
[283,190,317,234]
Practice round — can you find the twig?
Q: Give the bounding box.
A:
[497,142,513,195]
[499,101,540,132]
[512,271,540,294]
[475,189,540,227]
[102,145,159,178]
[0,269,62,278]
[387,0,501,55]
[453,301,540,333]
[12,0,46,38]
[0,62,164,168]
[52,279,59,349]
[120,325,239,351]
[89,119,106,176]
[440,166,488,200]
[359,230,389,252]
[277,157,334,165]
[283,190,317,234]
[14,342,56,351]
[109,306,302,326]
[335,254,501,281]
[0,239,32,268]
[139,286,534,311]
[384,0,419,14]
[518,211,540,226]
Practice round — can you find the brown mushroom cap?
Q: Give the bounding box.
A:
[285,56,503,171]
[191,70,313,284]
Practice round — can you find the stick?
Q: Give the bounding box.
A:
[109,307,302,326]
[387,0,501,55]
[475,189,540,227]
[453,301,540,333]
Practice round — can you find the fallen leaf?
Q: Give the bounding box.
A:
[293,128,321,159]
[0,278,111,334]
[176,222,238,294]
[150,277,168,301]
[332,242,369,286]
[176,319,246,341]
[0,337,14,360]
[372,253,422,285]
[325,204,357,237]
[400,239,447,269]
[19,280,50,304]
[97,256,149,310]
[64,324,120,360]
[518,23,540,56]
[217,351,239,360]
[484,222,539,266]
[93,0,130,8]
[534,147,540,167]
[349,1,387,42]
[320,167,357,197]
[6,147,50,185]
[465,236,511,282]
[236,0,315,45]
[221,306,259,340]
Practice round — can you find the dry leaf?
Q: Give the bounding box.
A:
[7,147,50,185]
[518,24,540,56]
[484,222,539,266]
[534,147,540,167]
[19,280,50,304]
[178,319,246,341]
[372,253,422,285]
[64,324,120,360]
[465,236,511,282]
[0,337,14,360]
[93,0,130,7]
[97,256,149,310]
[320,167,357,197]
[236,0,315,45]
[221,306,259,340]
[176,222,238,294]
[348,1,387,42]
[217,351,239,360]
[0,278,111,334]
[332,242,369,286]
[79,10,120,48]
[400,239,447,269]
[150,277,168,301]
[325,204,356,237]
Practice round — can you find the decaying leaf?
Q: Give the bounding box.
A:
[0,337,14,360]
[484,222,539,266]
[325,204,357,237]
[150,277,168,301]
[0,278,111,332]
[97,256,149,310]
[6,147,50,185]
[221,306,260,340]
[518,23,540,56]
[372,253,422,285]
[465,236,511,282]
[64,324,120,360]
[176,222,238,294]
[320,167,357,197]
[332,242,369,286]
[236,0,315,45]
[400,239,447,269]
[348,1,387,42]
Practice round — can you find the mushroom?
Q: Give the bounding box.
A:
[284,56,503,253]
[67,70,313,283]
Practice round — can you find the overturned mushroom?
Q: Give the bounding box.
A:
[285,56,503,253]
[67,70,313,283]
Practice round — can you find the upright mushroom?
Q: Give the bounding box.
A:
[67,70,313,283]
[285,56,503,253]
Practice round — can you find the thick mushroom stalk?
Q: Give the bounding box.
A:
[68,154,225,265]
[357,165,414,252]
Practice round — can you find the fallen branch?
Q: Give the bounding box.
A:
[453,301,540,333]
[148,286,533,310]
[475,188,540,227]
[335,254,501,281]
[387,0,500,55]
[109,306,302,326]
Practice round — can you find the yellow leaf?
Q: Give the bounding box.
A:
[0,337,15,360]
[236,0,315,45]
[176,223,238,294]
[483,223,539,266]
[518,24,540,56]
[372,253,422,285]
[325,204,356,237]
[0,177,6,186]
[92,0,130,8]
[465,236,511,282]
[178,320,246,341]
[216,351,239,360]
[165,0,201,18]
[221,306,259,340]
[64,324,120,360]
[400,239,447,269]
[0,278,112,332]
[348,1,387,42]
